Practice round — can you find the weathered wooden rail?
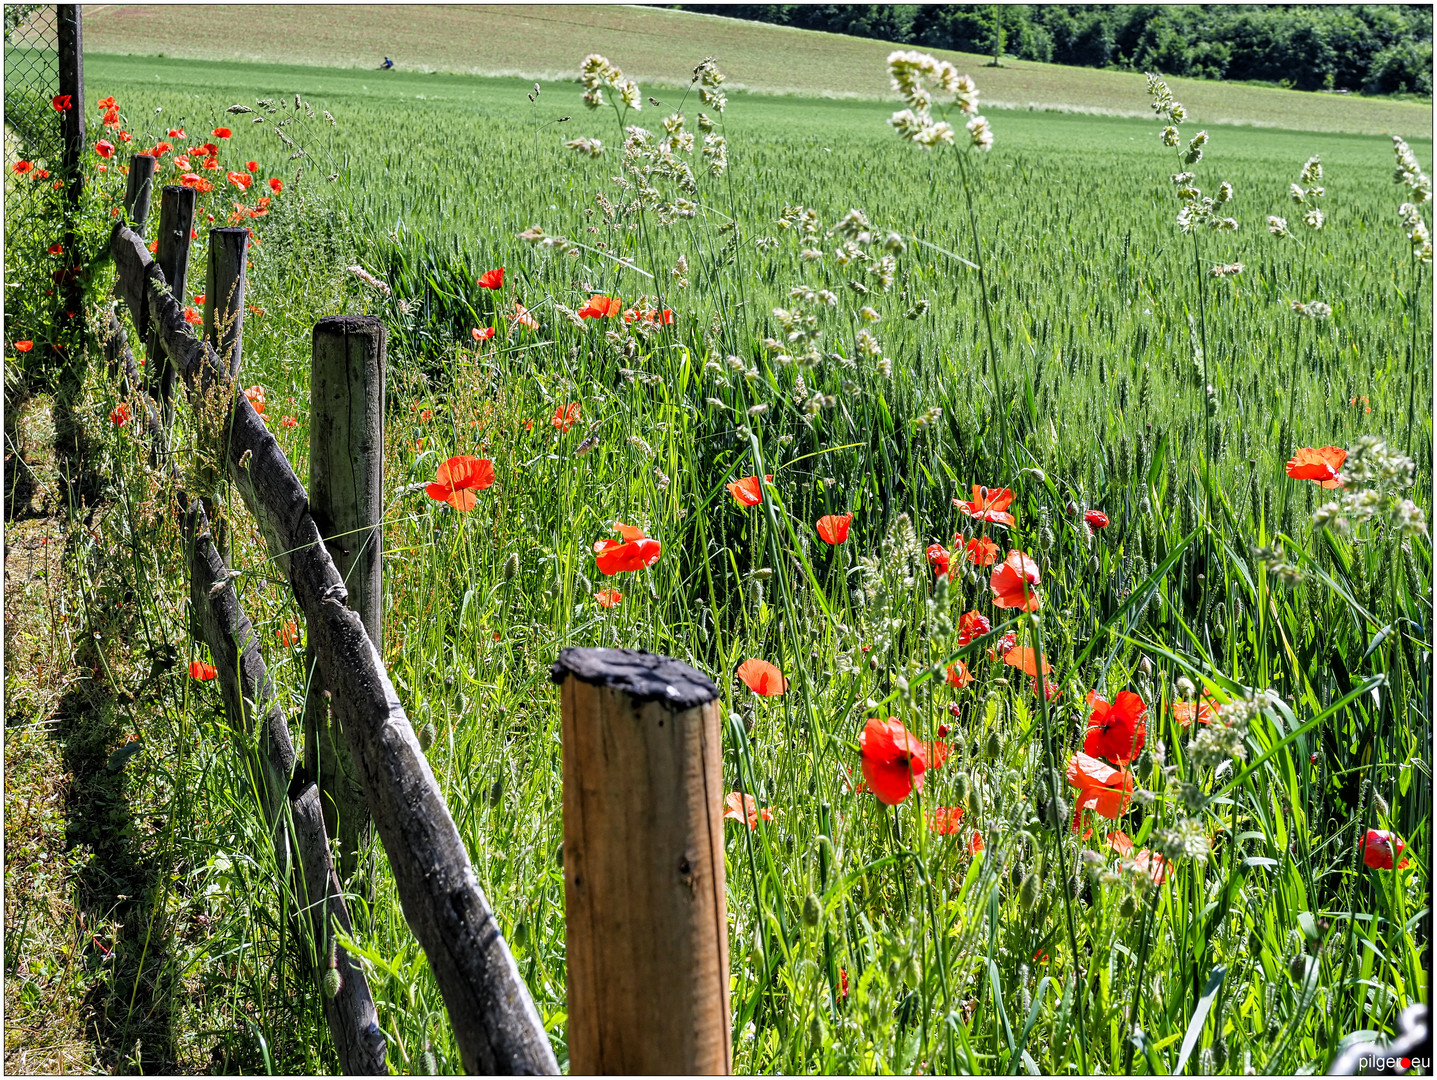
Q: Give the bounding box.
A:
[106,175,557,1073]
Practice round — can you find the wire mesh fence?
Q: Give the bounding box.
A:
[4,3,61,217]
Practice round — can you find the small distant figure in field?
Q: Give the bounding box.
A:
[381,56,394,70]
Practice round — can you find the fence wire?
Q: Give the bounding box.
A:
[4,4,60,222]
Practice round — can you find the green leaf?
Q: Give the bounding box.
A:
[1172,964,1225,1076]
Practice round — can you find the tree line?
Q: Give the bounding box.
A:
[674,5,1433,96]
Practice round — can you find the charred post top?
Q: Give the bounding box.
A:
[551,647,719,711]
[314,314,385,339]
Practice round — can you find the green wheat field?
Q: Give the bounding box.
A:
[3,30,1431,1076]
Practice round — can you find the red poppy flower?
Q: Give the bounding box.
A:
[189,660,217,681]
[180,173,213,193]
[839,968,849,999]
[35,169,48,178]
[925,739,951,770]
[1084,690,1147,764]
[52,94,72,111]
[957,610,991,647]
[987,630,1018,662]
[593,522,662,575]
[472,326,495,341]
[48,242,63,255]
[173,156,191,170]
[577,294,622,319]
[96,96,116,110]
[281,415,298,428]
[1174,691,1221,727]
[1107,830,1170,885]
[269,177,283,193]
[991,549,1042,611]
[102,107,119,126]
[245,160,258,172]
[168,128,185,138]
[277,620,300,647]
[859,716,928,805]
[623,306,675,325]
[594,588,622,608]
[961,535,999,567]
[817,512,853,545]
[945,660,972,688]
[477,266,505,289]
[955,484,1016,527]
[737,658,787,697]
[202,155,220,171]
[726,474,771,507]
[1085,510,1110,531]
[968,831,985,856]
[153,141,172,156]
[110,402,131,427]
[926,543,950,576]
[1001,646,1050,682]
[425,456,495,510]
[1285,446,1346,489]
[723,791,773,830]
[227,170,251,190]
[94,140,115,158]
[213,127,232,139]
[510,300,539,330]
[1361,829,1410,870]
[552,402,580,432]
[13,340,33,353]
[183,307,203,325]
[1066,752,1133,831]
[927,805,965,834]
[12,160,32,174]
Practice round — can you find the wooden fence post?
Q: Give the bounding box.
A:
[306,315,385,886]
[551,647,731,1075]
[122,154,157,230]
[203,226,249,379]
[149,185,196,428]
[56,3,84,346]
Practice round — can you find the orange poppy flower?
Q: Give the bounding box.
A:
[1066,752,1133,832]
[594,588,622,608]
[925,739,951,770]
[1173,691,1221,727]
[968,830,985,856]
[425,455,496,510]
[623,306,675,325]
[227,170,251,190]
[723,791,773,830]
[510,300,539,330]
[737,658,787,697]
[12,160,32,174]
[472,326,495,341]
[1084,690,1146,764]
[13,341,33,352]
[1350,396,1372,414]
[991,549,1042,611]
[477,266,505,289]
[577,294,622,319]
[726,474,771,507]
[94,140,115,158]
[1107,830,1171,885]
[817,513,853,545]
[246,160,259,172]
[1285,446,1346,489]
[926,543,950,576]
[96,96,116,110]
[1002,645,1051,679]
[189,660,217,681]
[183,307,203,325]
[859,716,928,805]
[593,522,662,575]
[955,484,1016,527]
[180,173,213,193]
[212,127,232,138]
[281,416,298,428]
[945,660,972,688]
[927,805,965,834]
[269,177,283,193]
[244,385,266,415]
[552,402,580,432]
[962,535,999,567]
[277,620,300,647]
[110,403,131,427]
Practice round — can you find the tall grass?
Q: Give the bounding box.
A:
[11,52,1431,1073]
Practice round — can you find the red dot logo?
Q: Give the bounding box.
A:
[1400,1059,1411,1070]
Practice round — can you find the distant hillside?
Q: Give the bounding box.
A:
[77,3,1433,135]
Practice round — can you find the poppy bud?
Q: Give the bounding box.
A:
[868,656,878,671]
[1089,555,1100,575]
[489,779,503,806]
[1119,893,1137,918]
[1288,953,1308,983]
[419,722,437,751]
[1176,675,1195,698]
[513,919,528,947]
[901,955,922,988]
[947,703,961,719]
[808,1014,827,1051]
[1065,501,1076,517]
[418,1049,438,1076]
[985,730,1001,762]
[1135,748,1155,782]
[1019,872,1039,910]
[555,842,564,867]
[1138,656,1153,677]
[504,552,520,580]
[1373,792,1390,817]
[802,892,821,927]
[953,772,971,808]
[322,965,342,999]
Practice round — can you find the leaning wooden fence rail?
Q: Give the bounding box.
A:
[106,204,558,1075]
